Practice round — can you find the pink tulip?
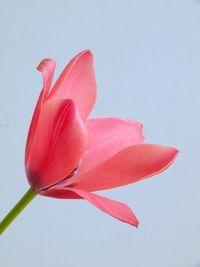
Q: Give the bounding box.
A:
[0,50,178,235]
[25,50,178,227]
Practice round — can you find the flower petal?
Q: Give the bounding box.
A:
[71,144,178,192]
[37,58,56,100]
[26,99,87,191]
[47,50,96,120]
[25,89,44,164]
[25,59,56,163]
[74,117,144,176]
[41,187,139,227]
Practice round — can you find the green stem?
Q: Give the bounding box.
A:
[0,187,37,236]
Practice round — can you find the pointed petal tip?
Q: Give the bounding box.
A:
[170,147,179,166]
[168,146,179,160]
[78,49,93,60]
[82,49,93,55]
[125,207,140,228]
[173,147,179,154]
[126,214,139,228]
[151,145,179,176]
[133,219,139,228]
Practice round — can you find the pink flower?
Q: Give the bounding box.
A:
[25,50,178,227]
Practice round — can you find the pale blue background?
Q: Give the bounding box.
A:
[0,1,200,266]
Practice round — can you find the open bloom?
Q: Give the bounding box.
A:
[25,50,178,227]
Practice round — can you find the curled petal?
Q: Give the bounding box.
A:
[41,187,139,227]
[37,58,56,100]
[48,50,96,120]
[26,99,87,191]
[71,144,178,192]
[25,58,56,164]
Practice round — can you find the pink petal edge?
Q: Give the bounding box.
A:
[69,144,178,192]
[41,187,139,227]
[47,50,96,120]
